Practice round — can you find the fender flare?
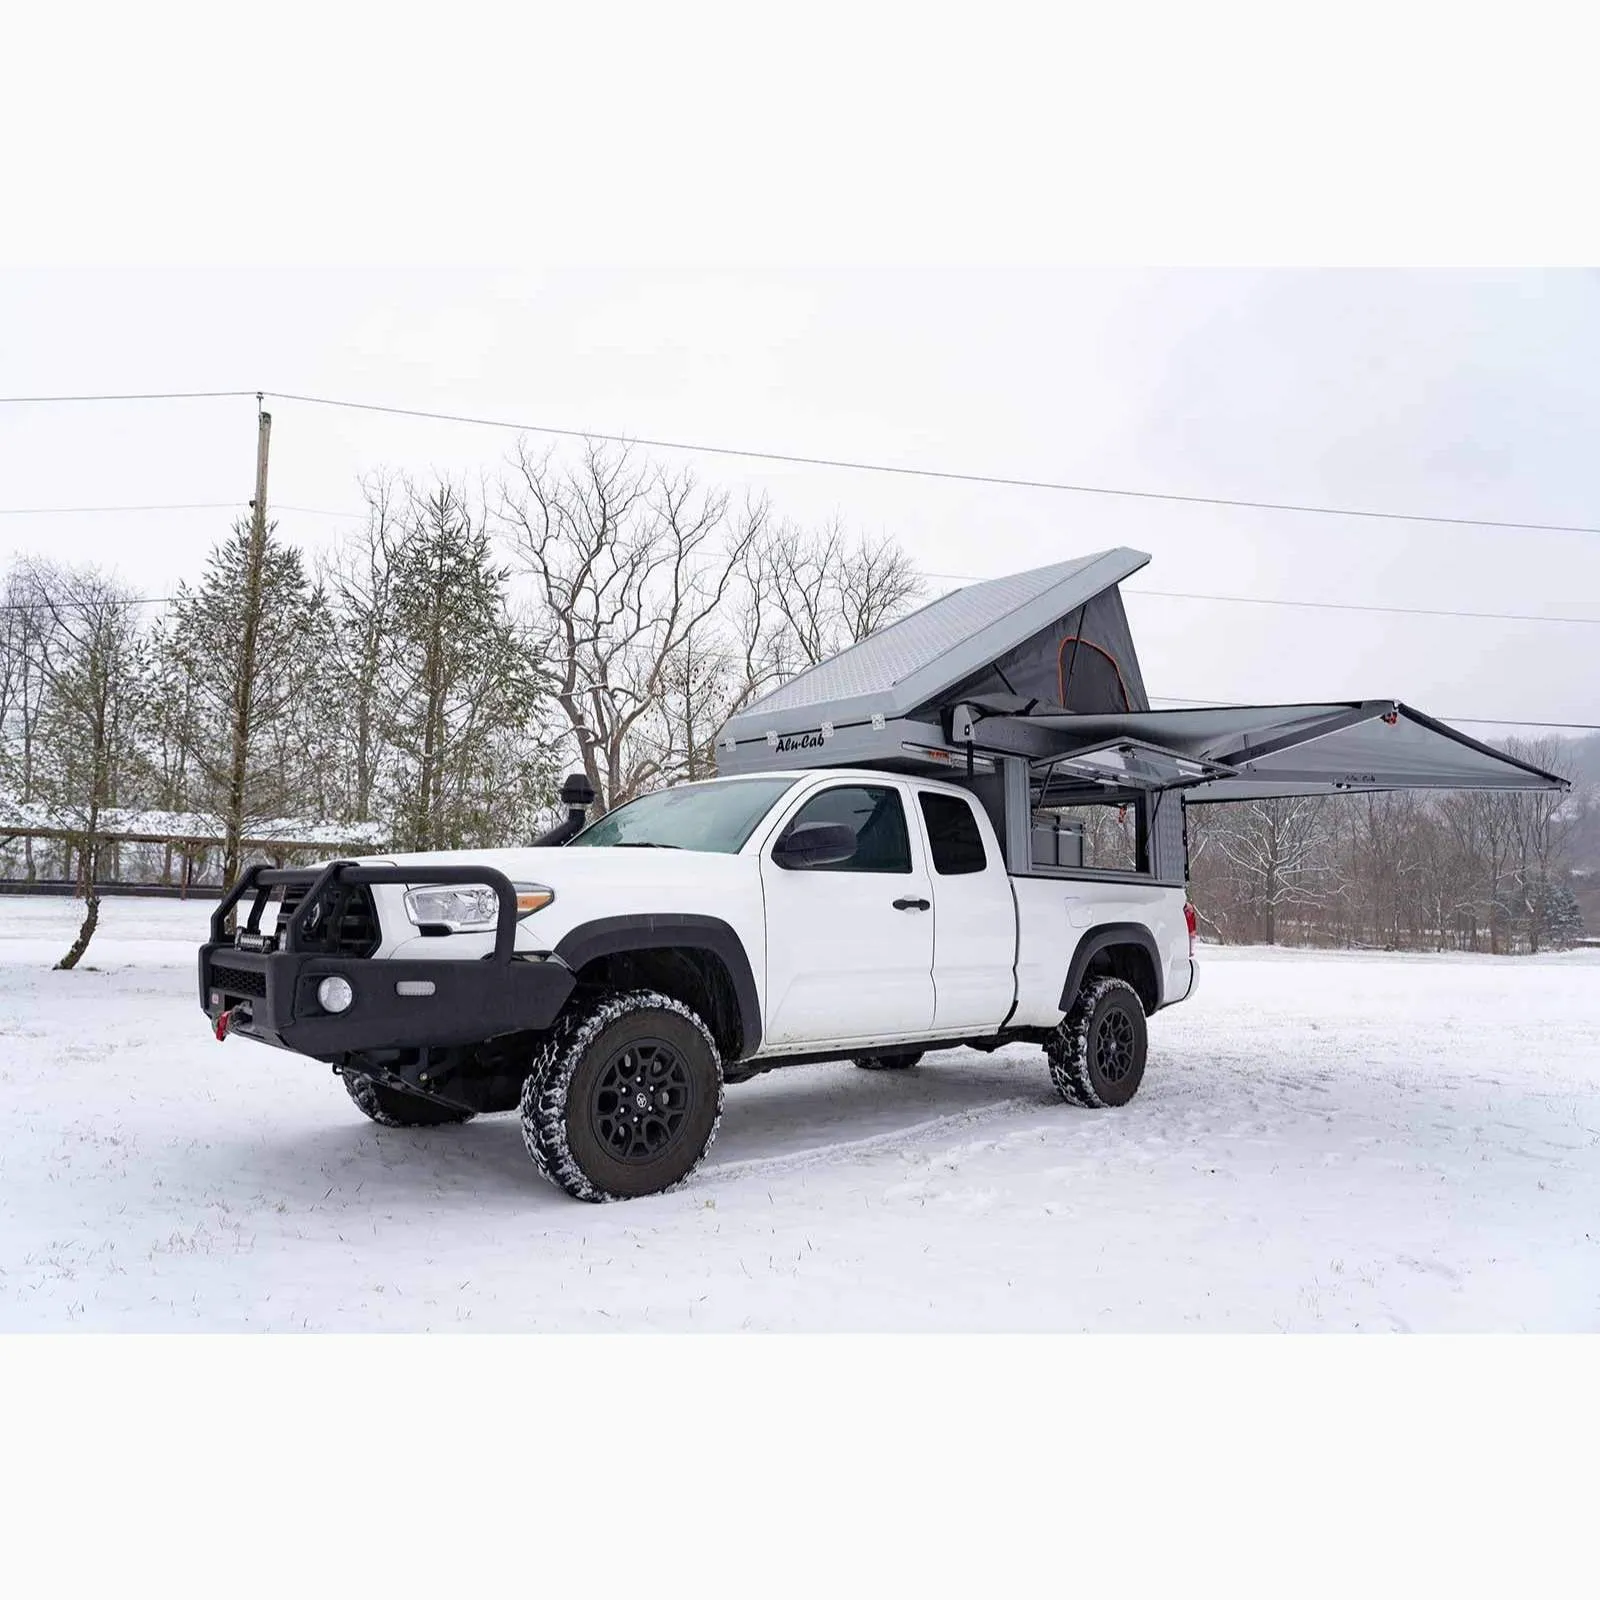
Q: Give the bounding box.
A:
[553,914,763,1058]
[1059,921,1165,1014]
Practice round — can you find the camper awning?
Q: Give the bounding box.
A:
[965,700,1569,801]
[715,549,1570,801]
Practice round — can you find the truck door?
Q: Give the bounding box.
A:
[915,789,1017,1033]
[758,780,936,1048]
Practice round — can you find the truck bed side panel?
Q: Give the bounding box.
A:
[1009,877,1189,1027]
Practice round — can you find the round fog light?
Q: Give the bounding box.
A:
[317,975,354,1014]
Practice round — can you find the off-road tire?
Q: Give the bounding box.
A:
[342,1070,477,1127]
[519,988,724,1203]
[850,1050,925,1071]
[1046,975,1148,1109]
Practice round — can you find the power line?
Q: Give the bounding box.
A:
[0,501,362,519]
[1120,586,1600,628]
[10,507,1598,628]
[1147,695,1599,732]
[10,563,1597,634]
[259,390,1600,539]
[0,390,257,404]
[5,384,1599,538]
[5,587,1592,729]
[0,502,246,516]
[926,574,1600,628]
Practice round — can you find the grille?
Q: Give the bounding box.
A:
[277,880,380,958]
[211,964,267,999]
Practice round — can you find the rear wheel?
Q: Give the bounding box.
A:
[520,989,724,1202]
[851,1050,925,1071]
[1046,975,1148,1109]
[342,1071,477,1127]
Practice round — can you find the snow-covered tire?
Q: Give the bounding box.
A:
[850,1050,925,1071]
[519,989,724,1203]
[1045,975,1148,1109]
[342,1071,477,1127]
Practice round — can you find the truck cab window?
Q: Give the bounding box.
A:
[781,785,912,873]
[917,792,988,875]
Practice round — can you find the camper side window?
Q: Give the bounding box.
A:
[1030,795,1145,875]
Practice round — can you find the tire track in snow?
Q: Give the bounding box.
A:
[702,1094,1046,1186]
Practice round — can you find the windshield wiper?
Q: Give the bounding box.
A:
[614,841,681,849]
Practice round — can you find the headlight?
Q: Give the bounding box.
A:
[403,882,554,931]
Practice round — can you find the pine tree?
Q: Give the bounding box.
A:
[380,483,551,851]
[164,520,327,881]
[1535,878,1586,950]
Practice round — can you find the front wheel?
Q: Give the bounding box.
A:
[520,990,724,1202]
[1045,975,1148,1109]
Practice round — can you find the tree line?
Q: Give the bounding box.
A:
[1186,762,1593,954]
[2,434,1591,965]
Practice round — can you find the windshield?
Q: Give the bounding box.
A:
[569,778,798,854]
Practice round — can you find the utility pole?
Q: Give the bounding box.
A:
[222,395,272,888]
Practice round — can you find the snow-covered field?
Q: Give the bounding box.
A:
[3,895,1597,1331]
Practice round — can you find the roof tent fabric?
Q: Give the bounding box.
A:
[942,585,1148,715]
[1021,701,1568,799]
[716,547,1151,746]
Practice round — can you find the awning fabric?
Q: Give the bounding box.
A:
[1004,701,1568,801]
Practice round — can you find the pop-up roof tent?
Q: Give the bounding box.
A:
[716,548,1567,875]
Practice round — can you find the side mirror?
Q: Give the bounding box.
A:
[773,821,857,870]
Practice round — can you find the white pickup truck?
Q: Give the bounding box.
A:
[198,549,1565,1202]
[201,767,1196,1201]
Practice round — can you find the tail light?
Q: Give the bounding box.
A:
[1183,901,1198,956]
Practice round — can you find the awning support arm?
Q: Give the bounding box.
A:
[1214,702,1394,769]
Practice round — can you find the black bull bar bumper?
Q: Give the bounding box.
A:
[198,861,574,1059]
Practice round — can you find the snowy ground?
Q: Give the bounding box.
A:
[3,895,1597,1331]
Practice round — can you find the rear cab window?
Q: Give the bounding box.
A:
[917,791,989,875]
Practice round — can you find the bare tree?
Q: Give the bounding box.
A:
[746,516,924,671]
[1502,736,1576,953]
[18,562,153,968]
[1440,787,1520,953]
[1208,797,1338,944]
[499,441,767,812]
[0,567,60,880]
[318,475,404,821]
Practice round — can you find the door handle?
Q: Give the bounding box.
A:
[893,897,931,911]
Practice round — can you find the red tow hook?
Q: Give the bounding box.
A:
[214,1008,234,1042]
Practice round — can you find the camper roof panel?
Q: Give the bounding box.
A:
[719,547,1150,743]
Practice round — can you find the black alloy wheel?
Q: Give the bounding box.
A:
[1092,1007,1138,1086]
[520,989,724,1202]
[591,1037,696,1163]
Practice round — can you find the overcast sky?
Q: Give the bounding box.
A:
[3,268,1597,737]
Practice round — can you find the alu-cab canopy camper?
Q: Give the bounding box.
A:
[715,548,1568,882]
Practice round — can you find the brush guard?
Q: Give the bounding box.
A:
[197,861,575,1060]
